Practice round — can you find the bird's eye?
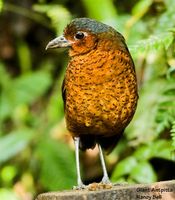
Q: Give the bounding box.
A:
[75,32,85,40]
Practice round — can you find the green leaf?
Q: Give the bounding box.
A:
[126,79,166,143]
[130,161,157,183]
[0,189,20,200]
[155,0,175,34]
[33,4,71,34]
[130,32,174,53]
[134,140,173,161]
[155,80,175,135]
[0,70,52,121]
[46,90,64,123]
[13,71,52,105]
[0,91,13,121]
[0,129,34,163]
[111,156,137,181]
[1,165,17,184]
[0,0,3,12]
[171,121,175,150]
[0,64,13,121]
[82,0,118,26]
[132,0,153,16]
[37,138,76,190]
[0,62,10,87]
[17,40,32,73]
[134,145,153,161]
[152,140,173,160]
[167,67,175,80]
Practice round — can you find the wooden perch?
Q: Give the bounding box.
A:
[35,180,175,200]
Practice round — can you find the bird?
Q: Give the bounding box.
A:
[46,18,138,189]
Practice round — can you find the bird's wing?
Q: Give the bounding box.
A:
[61,78,66,109]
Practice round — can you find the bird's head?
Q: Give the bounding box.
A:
[46,18,126,56]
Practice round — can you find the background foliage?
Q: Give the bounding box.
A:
[0,0,175,199]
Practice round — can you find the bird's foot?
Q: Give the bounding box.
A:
[87,181,112,191]
[73,183,86,190]
[101,176,111,185]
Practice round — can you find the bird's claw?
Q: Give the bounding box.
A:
[73,183,86,190]
[87,182,113,191]
[101,176,111,184]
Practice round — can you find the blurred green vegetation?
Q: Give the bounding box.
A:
[0,0,175,199]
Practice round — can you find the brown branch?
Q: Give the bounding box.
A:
[36,180,175,200]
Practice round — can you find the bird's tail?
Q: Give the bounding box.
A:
[78,131,124,154]
[98,131,123,154]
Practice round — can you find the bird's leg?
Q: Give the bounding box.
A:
[73,137,86,189]
[98,144,111,184]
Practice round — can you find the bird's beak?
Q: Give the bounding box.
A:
[45,35,71,50]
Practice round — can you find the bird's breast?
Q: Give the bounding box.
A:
[64,49,138,136]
